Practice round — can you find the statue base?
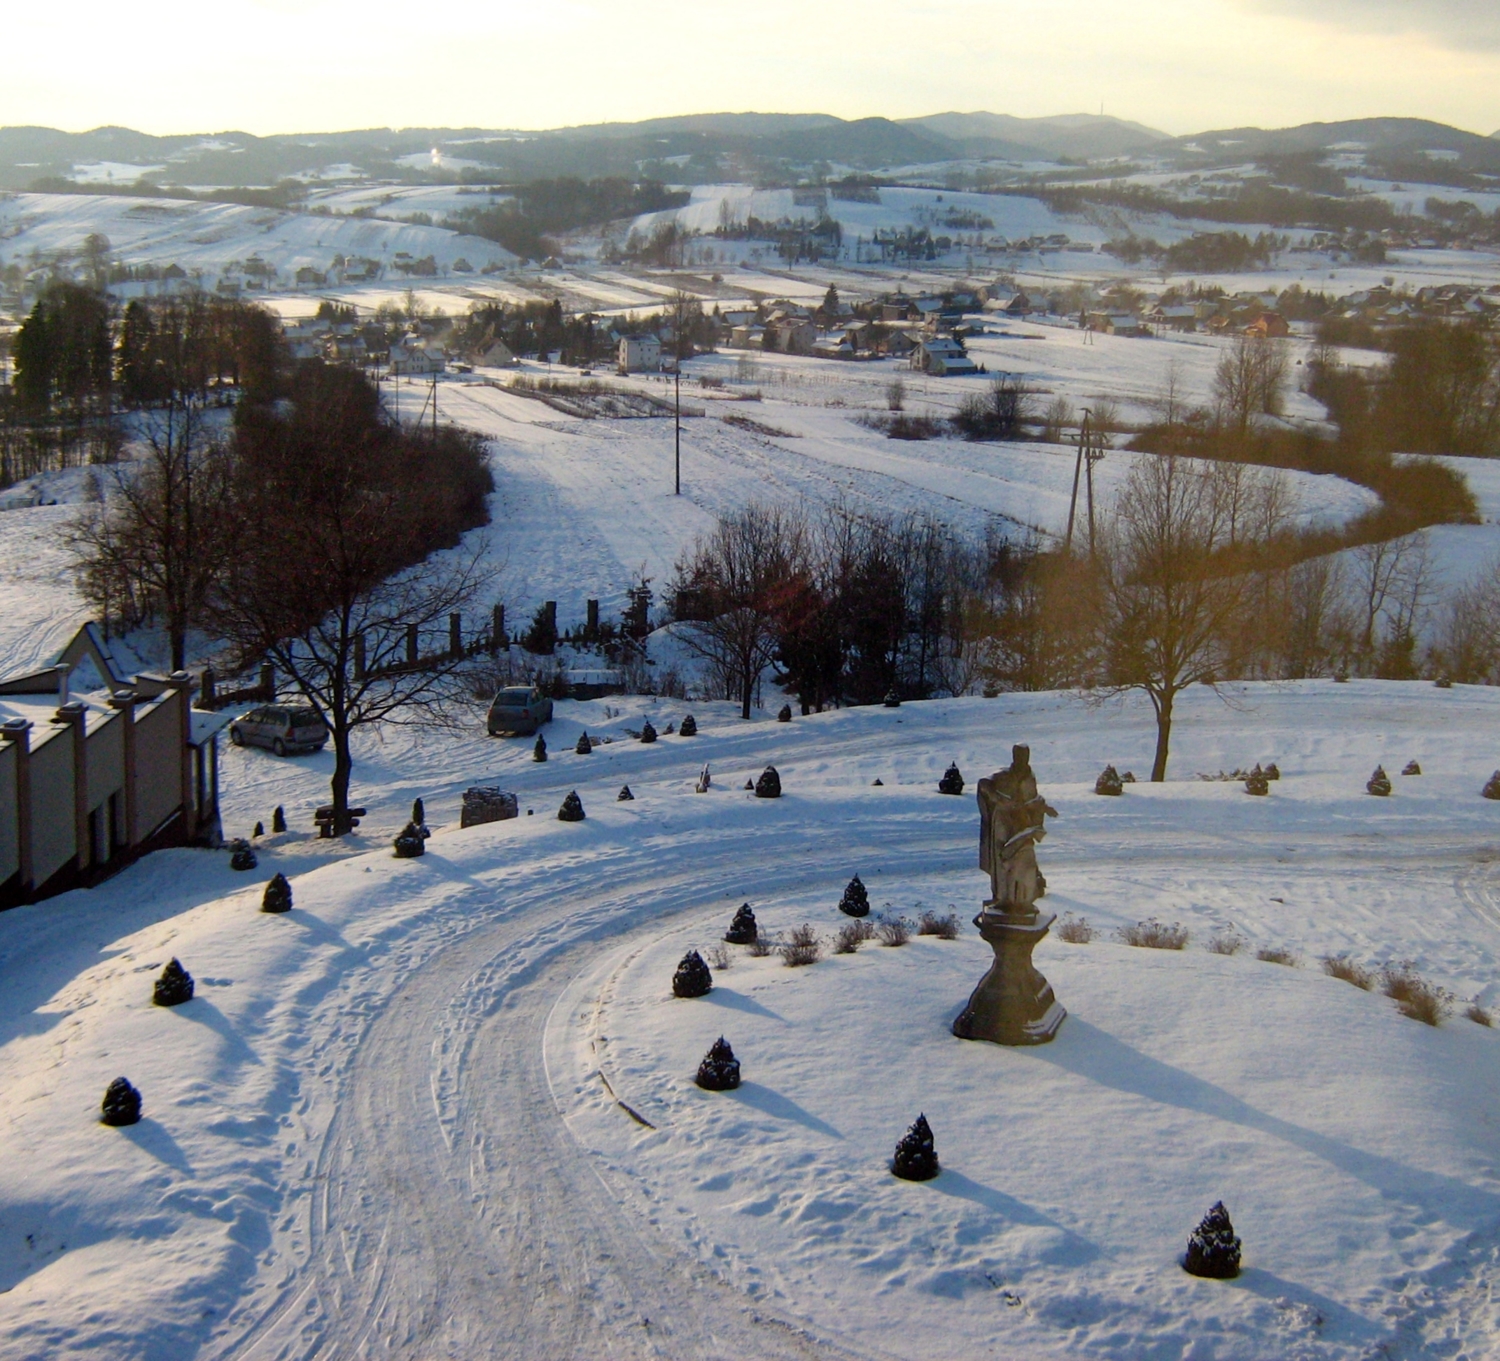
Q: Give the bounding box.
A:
[952,910,1065,1046]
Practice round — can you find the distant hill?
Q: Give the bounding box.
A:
[1168,117,1500,168]
[903,111,1168,160]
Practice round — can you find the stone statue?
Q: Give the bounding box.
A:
[953,743,1065,1046]
[977,744,1057,919]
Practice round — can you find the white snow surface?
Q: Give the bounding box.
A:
[3,682,1500,1358]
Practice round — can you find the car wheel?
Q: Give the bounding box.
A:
[230,727,244,746]
[273,738,287,757]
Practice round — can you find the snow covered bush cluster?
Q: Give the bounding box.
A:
[1116,919,1189,950]
[1056,913,1095,944]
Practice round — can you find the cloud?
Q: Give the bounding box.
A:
[1247,0,1500,51]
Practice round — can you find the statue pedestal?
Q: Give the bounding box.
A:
[952,910,1065,1046]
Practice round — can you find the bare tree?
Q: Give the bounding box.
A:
[1095,456,1278,780]
[672,504,805,718]
[1349,533,1432,670]
[1214,335,1288,437]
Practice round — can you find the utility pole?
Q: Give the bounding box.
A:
[1064,411,1090,555]
[674,364,681,495]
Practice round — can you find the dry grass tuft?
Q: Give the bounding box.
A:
[780,923,821,967]
[1256,946,1299,967]
[1321,955,1374,989]
[833,920,877,954]
[1206,932,1245,956]
[1466,1001,1493,1027]
[917,910,959,940]
[1056,914,1094,944]
[747,935,774,958]
[1117,919,1189,950]
[877,916,912,947]
[1382,964,1449,1026]
[706,944,731,971]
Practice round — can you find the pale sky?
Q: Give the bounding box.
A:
[5,0,1498,139]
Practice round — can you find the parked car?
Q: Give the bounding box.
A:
[487,686,553,736]
[229,705,329,757]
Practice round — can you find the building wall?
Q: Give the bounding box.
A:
[135,694,183,838]
[86,710,123,811]
[0,741,16,886]
[29,728,75,887]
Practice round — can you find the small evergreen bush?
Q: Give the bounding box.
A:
[673,949,713,998]
[393,822,426,857]
[839,874,870,918]
[1264,762,1280,780]
[558,790,586,822]
[272,805,287,833]
[253,821,264,838]
[695,1037,741,1090]
[883,689,901,709]
[261,872,293,913]
[891,1114,939,1181]
[754,766,781,799]
[1182,1202,1241,1278]
[153,958,194,1007]
[1366,765,1392,797]
[229,839,258,872]
[640,720,657,744]
[576,732,593,755]
[777,705,792,722]
[724,903,757,944]
[1402,760,1421,776]
[678,714,698,736]
[533,734,548,763]
[938,763,964,796]
[1244,769,1269,796]
[1094,765,1124,796]
[617,784,635,801]
[101,1077,142,1127]
[1484,770,1500,800]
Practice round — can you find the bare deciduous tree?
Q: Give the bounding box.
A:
[1214,335,1288,437]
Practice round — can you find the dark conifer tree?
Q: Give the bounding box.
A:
[724,903,757,944]
[673,949,713,998]
[558,790,585,821]
[534,734,548,762]
[891,1114,939,1180]
[839,875,870,917]
[640,720,657,743]
[101,1077,142,1127]
[755,766,782,799]
[618,784,635,801]
[695,1037,741,1090]
[261,872,293,912]
[1182,1201,1241,1278]
[272,805,287,833]
[153,958,194,1007]
[938,763,965,796]
[678,714,698,736]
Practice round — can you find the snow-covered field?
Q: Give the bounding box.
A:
[4,681,1500,1358]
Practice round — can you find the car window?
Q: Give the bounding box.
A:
[289,709,323,728]
[246,707,265,722]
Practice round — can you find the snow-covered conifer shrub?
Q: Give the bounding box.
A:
[917,910,958,939]
[724,903,757,944]
[673,949,713,998]
[777,704,792,722]
[100,1077,142,1127]
[576,732,593,755]
[272,805,287,833]
[838,874,870,918]
[891,1114,939,1181]
[1256,945,1298,967]
[1117,919,1188,950]
[533,734,548,763]
[1094,765,1124,796]
[558,790,585,822]
[229,839,258,871]
[1056,914,1094,944]
[392,822,426,857]
[937,763,964,796]
[640,720,656,743]
[152,958,194,1006]
[754,766,781,798]
[1182,1202,1241,1278]
[678,714,697,736]
[695,1037,741,1091]
[617,784,634,801]
[877,916,911,947]
[1321,955,1374,989]
[1382,964,1449,1025]
[261,872,293,913]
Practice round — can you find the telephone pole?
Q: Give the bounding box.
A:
[674,365,681,495]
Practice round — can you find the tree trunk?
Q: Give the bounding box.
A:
[1151,690,1174,783]
[330,724,355,835]
[740,671,753,720]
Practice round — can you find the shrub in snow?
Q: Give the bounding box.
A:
[1321,954,1373,989]
[253,821,264,838]
[640,720,656,744]
[777,704,792,722]
[533,735,548,763]
[1485,771,1500,800]
[781,923,820,967]
[839,874,870,918]
[883,689,901,709]
[1435,675,1453,689]
[1056,913,1094,944]
[153,958,194,1007]
[229,839,258,872]
[706,944,731,971]
[1366,765,1392,797]
[871,777,884,786]
[747,935,774,957]
[1182,1202,1241,1279]
[100,1077,141,1127]
[1264,762,1280,780]
[1244,768,1269,796]
[1467,1001,1493,1027]
[617,784,634,801]
[695,1037,741,1091]
[724,903,757,944]
[1207,932,1245,956]
[696,764,712,794]
[938,763,964,796]
[1121,770,1137,783]
[1094,765,1124,796]
[1382,964,1449,1026]
[755,766,781,799]
[272,805,286,834]
[558,790,586,822]
[576,732,593,755]
[673,949,713,998]
[678,714,698,737]
[1402,760,1421,776]
[1333,671,1349,683]
[891,1114,939,1181]
[1256,946,1298,967]
[834,919,876,953]
[917,910,959,939]
[393,822,426,857]
[411,797,426,827]
[262,872,293,913]
[877,916,911,947]
[1117,919,1188,950]
[460,787,516,828]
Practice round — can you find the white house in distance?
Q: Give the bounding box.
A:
[911,336,980,376]
[388,336,445,377]
[618,334,662,373]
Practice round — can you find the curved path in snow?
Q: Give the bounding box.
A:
[218,851,894,1361]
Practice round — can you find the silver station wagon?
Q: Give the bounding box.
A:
[487,686,553,736]
[228,704,330,757]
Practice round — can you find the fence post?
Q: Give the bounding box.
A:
[491,603,505,653]
[406,624,419,665]
[450,613,462,659]
[200,666,216,707]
